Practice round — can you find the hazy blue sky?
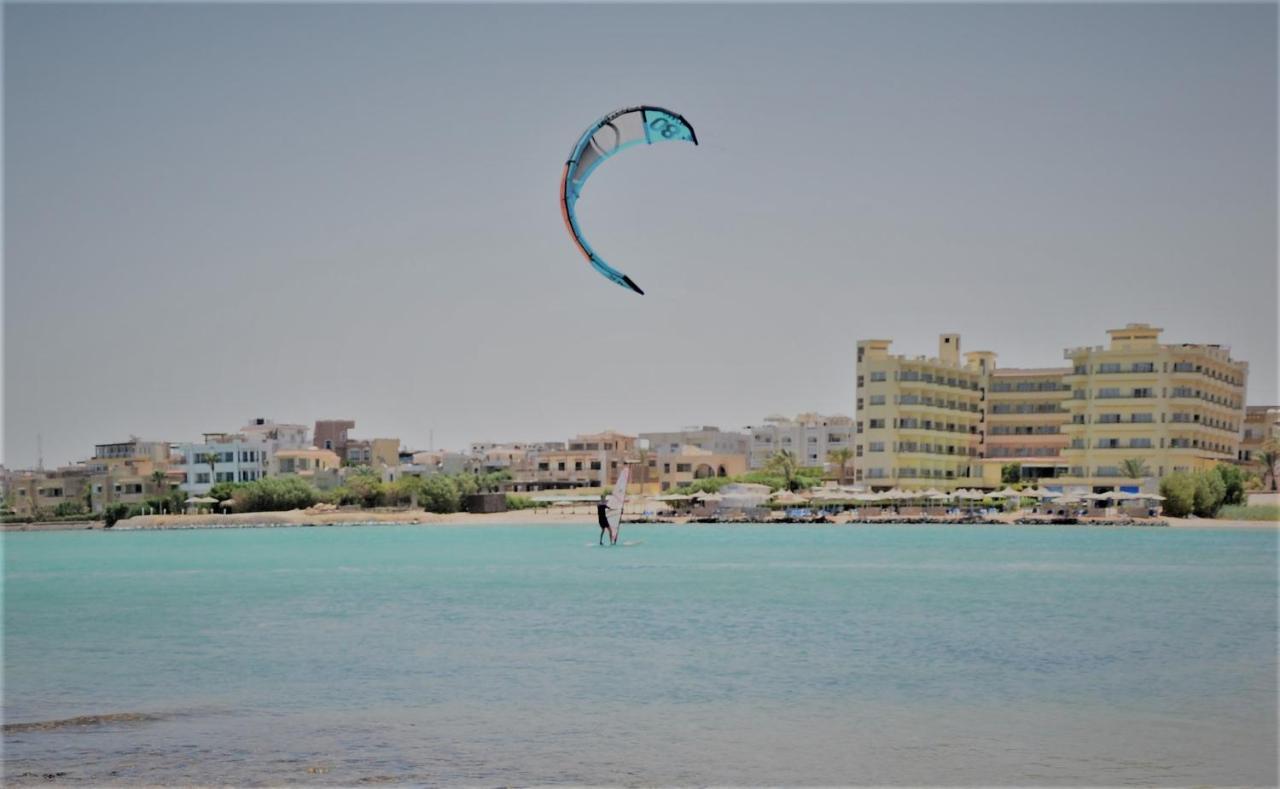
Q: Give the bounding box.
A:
[5,3,1276,467]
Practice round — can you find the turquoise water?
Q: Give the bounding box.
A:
[4,523,1276,785]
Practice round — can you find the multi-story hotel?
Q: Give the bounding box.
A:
[745,413,854,470]
[983,367,1071,482]
[855,324,1250,491]
[854,335,990,489]
[1061,324,1247,482]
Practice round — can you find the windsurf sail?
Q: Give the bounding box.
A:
[605,465,629,542]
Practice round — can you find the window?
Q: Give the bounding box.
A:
[196,473,210,484]
[869,395,885,406]
[870,371,886,382]
[589,461,601,471]
[868,419,885,429]
[869,442,884,452]
[1098,388,1121,398]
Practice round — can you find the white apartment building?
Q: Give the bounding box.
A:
[176,437,271,493]
[745,413,855,469]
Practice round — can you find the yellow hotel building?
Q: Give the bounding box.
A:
[1061,324,1246,482]
[855,334,990,489]
[856,324,1249,491]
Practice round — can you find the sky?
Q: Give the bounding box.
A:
[4,3,1276,468]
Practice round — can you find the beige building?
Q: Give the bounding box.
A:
[5,466,92,517]
[982,367,1071,484]
[1061,324,1247,484]
[856,324,1251,492]
[272,448,342,477]
[509,431,638,492]
[1239,405,1279,465]
[854,335,990,489]
[650,445,748,492]
[345,438,400,469]
[87,439,182,511]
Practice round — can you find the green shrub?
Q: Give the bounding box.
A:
[208,481,244,502]
[1159,473,1197,518]
[505,494,538,510]
[102,503,132,527]
[344,471,386,508]
[1214,464,1246,506]
[53,501,86,517]
[419,475,462,513]
[1193,470,1227,518]
[232,477,319,513]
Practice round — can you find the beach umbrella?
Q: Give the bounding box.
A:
[992,486,1022,499]
[1024,488,1061,499]
[770,489,808,505]
[694,492,724,503]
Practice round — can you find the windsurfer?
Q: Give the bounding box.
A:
[597,494,615,545]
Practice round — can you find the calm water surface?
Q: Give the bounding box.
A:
[3,524,1276,785]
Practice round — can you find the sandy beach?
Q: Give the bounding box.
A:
[4,506,1274,532]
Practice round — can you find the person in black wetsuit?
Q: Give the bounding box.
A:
[597,494,614,545]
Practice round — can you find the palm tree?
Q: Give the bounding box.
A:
[150,469,167,496]
[1119,457,1151,483]
[1258,445,1280,492]
[827,447,853,485]
[201,452,220,489]
[766,449,801,491]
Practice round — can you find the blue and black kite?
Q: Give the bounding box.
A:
[560,106,698,295]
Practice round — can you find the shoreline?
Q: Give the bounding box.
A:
[4,509,1275,532]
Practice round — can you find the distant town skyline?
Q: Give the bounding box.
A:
[5,3,1276,468]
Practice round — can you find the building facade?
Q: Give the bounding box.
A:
[1239,405,1279,465]
[745,414,854,470]
[855,324,1250,491]
[314,419,356,456]
[983,367,1071,482]
[639,427,750,457]
[176,436,271,493]
[1060,324,1247,484]
[649,445,748,492]
[854,335,989,489]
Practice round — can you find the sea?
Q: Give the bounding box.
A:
[3,523,1276,786]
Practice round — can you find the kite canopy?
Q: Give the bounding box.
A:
[560,106,698,295]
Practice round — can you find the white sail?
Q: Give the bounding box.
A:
[605,465,629,537]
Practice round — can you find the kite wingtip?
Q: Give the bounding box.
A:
[621,275,645,296]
